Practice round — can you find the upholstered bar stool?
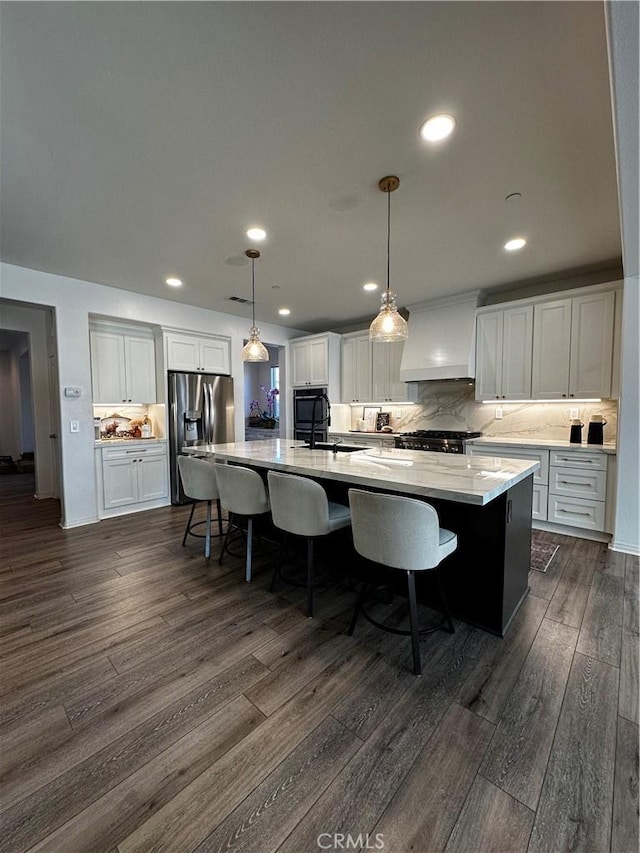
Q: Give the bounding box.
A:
[347,489,456,675]
[177,455,224,559]
[215,464,270,583]
[267,470,351,617]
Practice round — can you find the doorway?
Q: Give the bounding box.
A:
[243,344,283,441]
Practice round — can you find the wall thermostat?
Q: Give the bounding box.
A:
[64,386,82,398]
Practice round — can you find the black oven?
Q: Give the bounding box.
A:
[293,387,328,443]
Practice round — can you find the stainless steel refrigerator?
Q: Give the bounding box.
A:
[168,371,235,504]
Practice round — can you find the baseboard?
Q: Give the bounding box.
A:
[532,520,610,543]
[610,539,640,556]
[59,515,100,530]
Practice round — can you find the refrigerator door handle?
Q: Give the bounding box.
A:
[203,383,212,443]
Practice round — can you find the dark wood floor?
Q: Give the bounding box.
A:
[0,474,638,853]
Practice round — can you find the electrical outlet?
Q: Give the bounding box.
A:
[70,420,79,433]
[495,407,503,420]
[570,408,579,419]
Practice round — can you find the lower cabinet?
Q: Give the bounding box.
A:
[98,442,169,516]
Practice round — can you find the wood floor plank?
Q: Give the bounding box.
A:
[612,715,639,853]
[480,619,577,810]
[0,655,269,852]
[527,534,572,601]
[545,555,596,628]
[374,703,494,853]
[0,704,71,780]
[576,568,624,667]
[528,653,619,853]
[118,642,378,853]
[193,716,361,853]
[444,775,535,853]
[25,695,264,853]
[457,592,548,724]
[619,560,639,724]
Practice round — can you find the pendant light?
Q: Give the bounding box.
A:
[241,249,269,362]
[369,175,409,343]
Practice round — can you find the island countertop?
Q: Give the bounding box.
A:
[184,439,539,506]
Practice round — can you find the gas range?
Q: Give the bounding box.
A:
[394,430,483,454]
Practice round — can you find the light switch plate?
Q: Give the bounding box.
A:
[70,420,79,433]
[495,407,503,419]
[570,408,579,419]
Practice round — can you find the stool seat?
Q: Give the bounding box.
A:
[177,455,224,559]
[215,463,270,583]
[347,488,457,675]
[267,470,351,617]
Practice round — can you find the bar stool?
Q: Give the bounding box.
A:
[177,455,224,559]
[267,470,351,617]
[215,464,270,583]
[347,489,456,676]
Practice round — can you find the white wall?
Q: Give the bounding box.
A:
[0,304,55,497]
[0,262,304,528]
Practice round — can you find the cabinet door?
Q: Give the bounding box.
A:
[124,336,157,403]
[90,331,127,403]
[291,340,311,386]
[501,305,533,399]
[531,299,571,399]
[475,312,503,401]
[371,342,390,401]
[200,338,230,374]
[386,341,407,401]
[103,458,138,508]
[137,455,168,501]
[569,291,614,398]
[166,334,201,372]
[308,337,329,385]
[341,338,357,402]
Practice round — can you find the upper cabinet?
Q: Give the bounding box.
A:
[290,333,341,389]
[532,290,615,399]
[90,324,157,404]
[341,334,372,403]
[372,340,415,402]
[475,305,533,401]
[475,284,619,402]
[166,331,230,375]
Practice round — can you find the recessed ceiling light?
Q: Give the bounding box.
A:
[278,308,291,316]
[165,277,183,287]
[420,114,456,142]
[246,227,267,241]
[504,237,527,252]
[363,282,378,291]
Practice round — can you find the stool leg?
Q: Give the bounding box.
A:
[204,500,212,559]
[245,517,253,583]
[434,565,455,634]
[182,502,196,546]
[407,570,422,676]
[270,531,285,592]
[348,582,368,636]
[306,539,314,618]
[216,498,224,538]
[219,513,233,565]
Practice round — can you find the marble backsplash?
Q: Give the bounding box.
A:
[350,382,618,443]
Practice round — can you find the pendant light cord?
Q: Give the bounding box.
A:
[251,257,256,327]
[386,187,391,295]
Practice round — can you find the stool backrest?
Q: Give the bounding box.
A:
[215,464,269,516]
[267,471,330,537]
[348,489,443,571]
[177,455,219,501]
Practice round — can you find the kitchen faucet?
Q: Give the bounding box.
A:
[309,392,331,449]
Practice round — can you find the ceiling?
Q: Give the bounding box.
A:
[0,2,622,333]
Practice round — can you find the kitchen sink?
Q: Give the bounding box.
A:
[299,442,371,453]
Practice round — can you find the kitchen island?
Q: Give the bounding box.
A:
[186,440,539,635]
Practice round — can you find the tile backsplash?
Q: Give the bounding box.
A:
[350,382,618,442]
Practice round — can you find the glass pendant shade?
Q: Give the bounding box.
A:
[242,249,269,362]
[242,327,269,362]
[369,290,408,342]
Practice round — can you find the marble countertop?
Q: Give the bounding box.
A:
[94,438,165,447]
[467,436,617,454]
[328,430,401,438]
[184,439,539,506]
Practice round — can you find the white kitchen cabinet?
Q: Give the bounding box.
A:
[166,331,230,374]
[372,340,417,403]
[475,305,533,401]
[531,291,615,399]
[90,326,157,404]
[289,333,341,400]
[341,334,372,403]
[100,442,168,513]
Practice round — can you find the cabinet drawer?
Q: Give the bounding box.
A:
[549,466,606,501]
[549,450,608,471]
[547,494,606,531]
[532,485,548,521]
[102,443,166,461]
[467,446,549,485]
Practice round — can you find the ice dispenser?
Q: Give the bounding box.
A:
[184,410,202,442]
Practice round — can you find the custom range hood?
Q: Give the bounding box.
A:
[399,292,481,382]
